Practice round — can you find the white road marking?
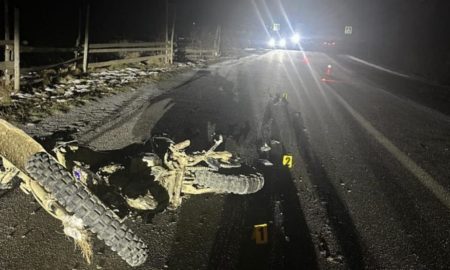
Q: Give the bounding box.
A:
[345,55,411,78]
[329,89,450,210]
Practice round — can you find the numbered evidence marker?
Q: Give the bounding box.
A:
[253,224,268,244]
[282,154,293,168]
[282,92,288,100]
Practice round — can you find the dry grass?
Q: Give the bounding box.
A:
[62,215,93,264]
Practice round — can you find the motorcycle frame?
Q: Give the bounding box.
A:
[53,136,234,209]
[153,136,233,208]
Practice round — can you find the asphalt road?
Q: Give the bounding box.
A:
[1,50,449,270]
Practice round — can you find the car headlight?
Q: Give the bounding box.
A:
[278,38,286,47]
[268,38,276,47]
[291,33,300,43]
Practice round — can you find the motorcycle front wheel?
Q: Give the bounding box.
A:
[25,152,148,267]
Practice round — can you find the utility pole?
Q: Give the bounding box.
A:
[82,3,90,73]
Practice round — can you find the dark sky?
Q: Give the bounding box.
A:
[1,0,449,82]
[2,0,368,44]
[2,0,447,42]
[6,0,168,45]
[2,0,450,66]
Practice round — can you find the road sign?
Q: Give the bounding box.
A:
[272,23,280,32]
[282,154,293,168]
[345,26,352,35]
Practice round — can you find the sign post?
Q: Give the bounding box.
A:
[272,23,280,32]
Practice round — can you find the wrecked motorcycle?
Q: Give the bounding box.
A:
[0,119,147,267]
[0,118,264,267]
[54,135,265,211]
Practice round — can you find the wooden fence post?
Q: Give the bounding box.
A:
[216,25,222,56]
[82,3,90,73]
[170,7,176,64]
[13,8,19,92]
[4,0,11,87]
[213,26,217,53]
[165,0,169,64]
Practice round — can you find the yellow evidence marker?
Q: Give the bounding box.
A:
[282,92,288,100]
[282,154,293,168]
[253,224,268,244]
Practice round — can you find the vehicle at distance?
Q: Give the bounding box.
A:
[322,40,336,48]
[267,32,301,50]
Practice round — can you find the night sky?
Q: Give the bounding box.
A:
[2,0,450,81]
[3,0,450,45]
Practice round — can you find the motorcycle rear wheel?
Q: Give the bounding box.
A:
[193,170,264,194]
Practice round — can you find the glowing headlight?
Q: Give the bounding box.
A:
[291,33,300,43]
[278,38,286,47]
[268,38,276,47]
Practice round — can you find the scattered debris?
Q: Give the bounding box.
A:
[260,143,271,152]
[259,159,274,166]
[125,192,158,211]
[326,255,344,264]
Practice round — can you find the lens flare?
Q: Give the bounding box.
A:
[291,33,300,43]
